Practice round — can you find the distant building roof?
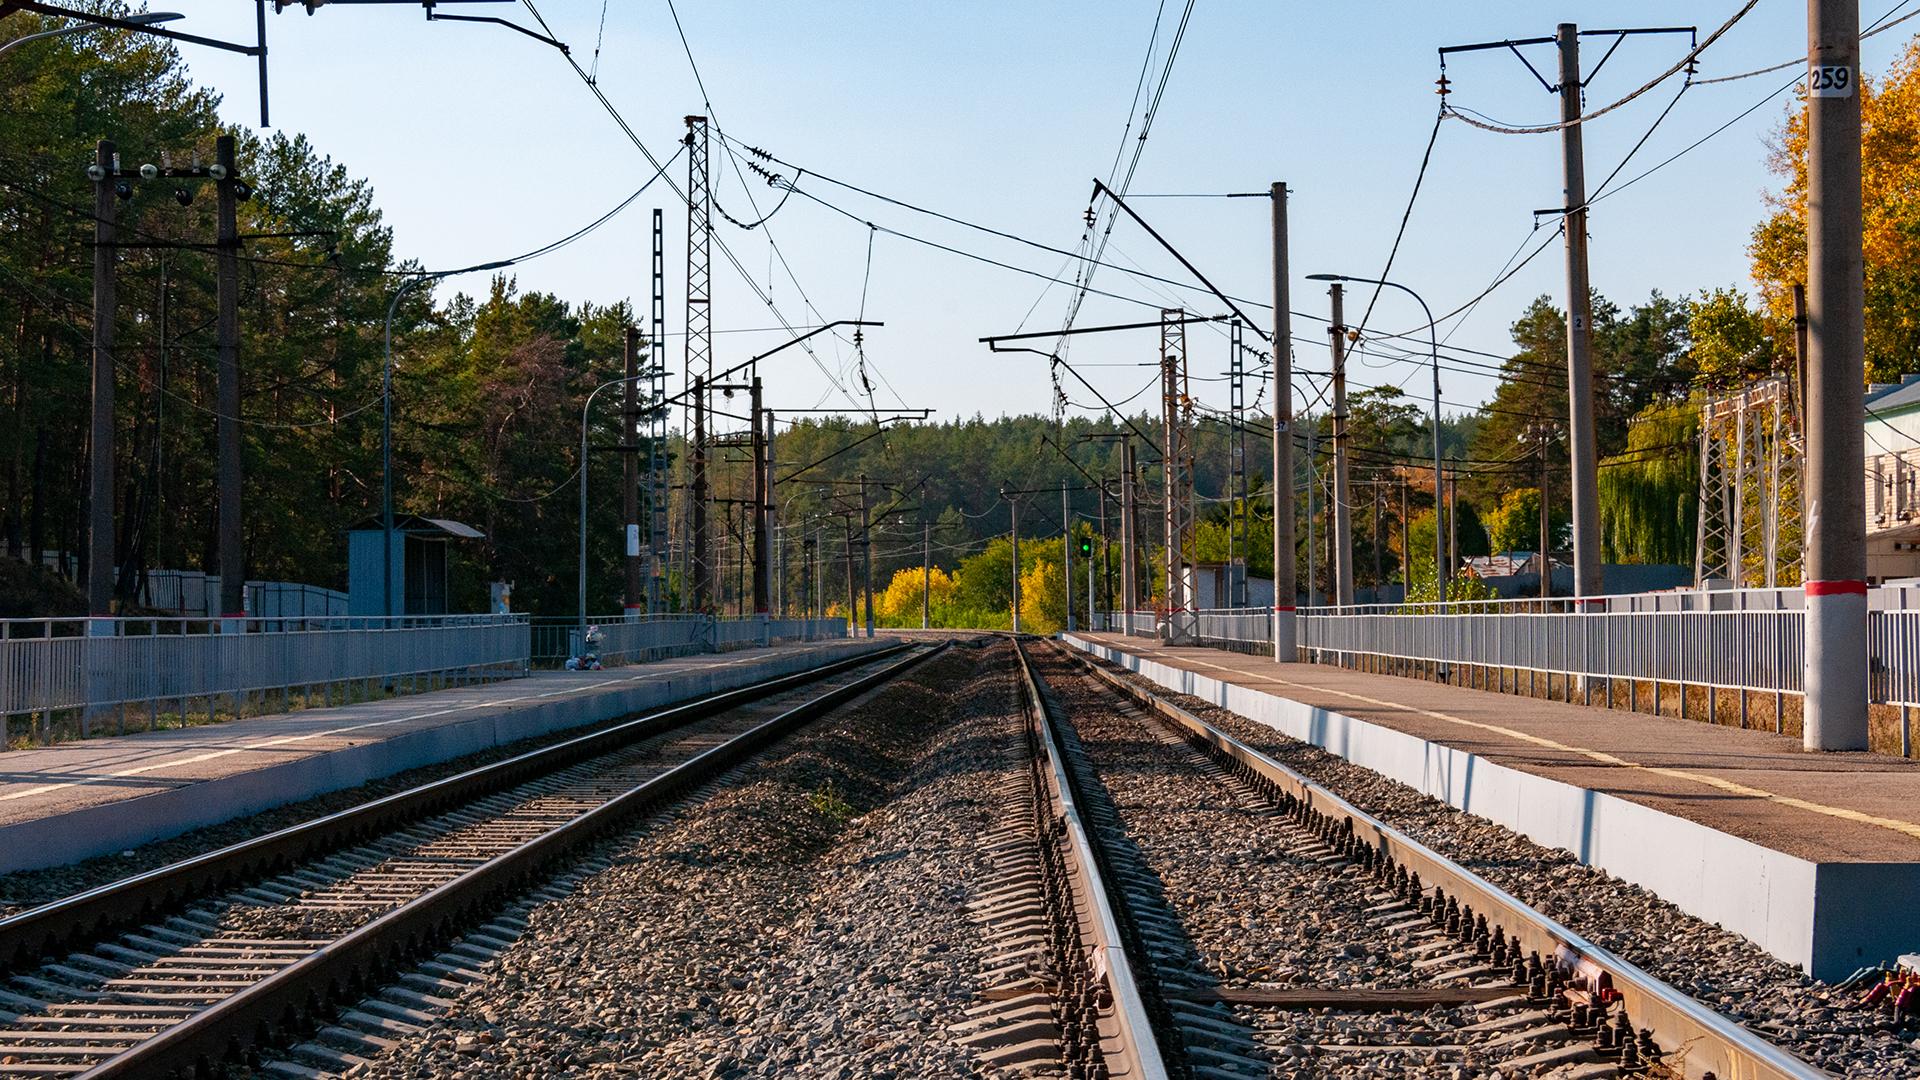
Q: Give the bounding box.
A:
[1867,373,1920,413]
[1465,553,1543,579]
[346,515,485,540]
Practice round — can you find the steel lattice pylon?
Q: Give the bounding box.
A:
[1695,376,1803,587]
[1227,319,1249,607]
[1161,308,1195,642]
[647,209,670,612]
[683,115,713,605]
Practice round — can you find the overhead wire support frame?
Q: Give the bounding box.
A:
[981,316,1234,458]
[1091,178,1271,342]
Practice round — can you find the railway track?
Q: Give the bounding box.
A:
[993,638,1829,1080]
[0,641,939,1078]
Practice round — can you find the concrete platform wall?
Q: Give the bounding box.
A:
[1066,634,1920,981]
[1,640,886,875]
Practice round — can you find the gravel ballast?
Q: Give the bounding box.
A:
[357,641,1028,1079]
[1084,651,1920,1077]
[1035,648,1499,1077]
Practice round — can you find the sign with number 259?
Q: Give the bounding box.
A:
[1810,64,1854,98]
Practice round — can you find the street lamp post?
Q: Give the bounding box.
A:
[381,261,508,617]
[0,11,182,57]
[579,372,651,634]
[1305,273,1444,598]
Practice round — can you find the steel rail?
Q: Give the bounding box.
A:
[1068,650,1831,1080]
[0,643,908,972]
[1011,639,1170,1080]
[74,642,945,1079]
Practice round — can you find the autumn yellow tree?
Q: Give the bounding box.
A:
[875,566,954,627]
[1751,36,1920,382]
[1019,558,1066,635]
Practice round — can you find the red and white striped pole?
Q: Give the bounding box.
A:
[1803,0,1869,750]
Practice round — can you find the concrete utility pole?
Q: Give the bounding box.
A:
[1400,478,1411,592]
[1086,529,1095,630]
[1063,479,1075,633]
[859,473,875,637]
[87,141,117,628]
[1522,420,1555,599]
[1556,23,1603,601]
[842,517,856,628]
[1121,440,1138,624]
[921,515,931,629]
[1098,480,1111,619]
[1804,0,1868,750]
[766,408,779,613]
[751,377,770,615]
[623,327,643,613]
[1328,283,1354,607]
[1793,283,1810,422]
[802,533,815,620]
[1446,460,1459,586]
[691,376,710,612]
[1006,490,1022,633]
[1370,479,1384,596]
[1305,426,1318,606]
[1271,182,1296,658]
[215,135,243,622]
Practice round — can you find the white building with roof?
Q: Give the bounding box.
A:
[1864,375,1920,581]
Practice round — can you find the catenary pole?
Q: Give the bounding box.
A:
[215,135,243,623]
[1371,478,1384,596]
[1539,429,1552,599]
[1803,0,1868,750]
[1329,283,1354,607]
[87,141,117,628]
[1271,181,1296,658]
[1557,23,1603,601]
[922,514,931,629]
[691,376,709,613]
[1121,441,1138,627]
[1063,478,1075,632]
[843,517,856,629]
[860,473,874,637]
[751,377,770,615]
[1007,491,1022,633]
[1098,479,1110,621]
[1305,426,1318,607]
[623,327,643,613]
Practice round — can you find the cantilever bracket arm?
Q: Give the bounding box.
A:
[981,341,1161,456]
[425,9,567,53]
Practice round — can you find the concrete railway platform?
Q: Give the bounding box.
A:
[0,637,890,875]
[1066,631,1920,982]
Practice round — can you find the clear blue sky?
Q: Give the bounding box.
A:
[158,1,1911,424]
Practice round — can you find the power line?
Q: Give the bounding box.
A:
[1694,0,1920,84]
[1440,0,1759,136]
[514,0,868,414]
[1353,106,1445,336]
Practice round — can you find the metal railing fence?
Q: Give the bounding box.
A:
[1094,611,1161,637]
[529,615,849,668]
[1196,607,1272,647]
[0,615,529,738]
[529,616,707,668]
[4,610,854,748]
[1095,589,1920,754]
[1297,602,1805,699]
